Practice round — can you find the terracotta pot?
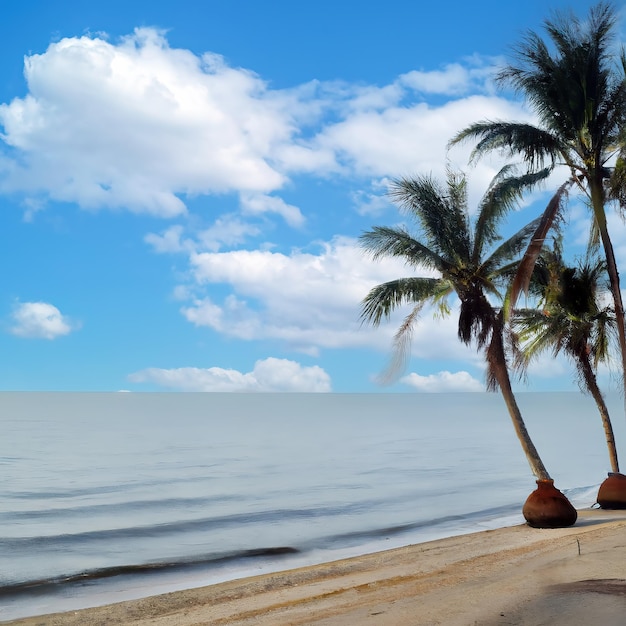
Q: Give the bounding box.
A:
[597,472,626,509]
[522,479,577,528]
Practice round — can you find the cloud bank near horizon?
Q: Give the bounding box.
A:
[129,357,332,392]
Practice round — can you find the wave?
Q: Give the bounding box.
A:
[0,546,300,598]
[2,503,364,551]
[1,494,530,553]
[0,493,247,522]
[312,502,524,548]
[0,500,527,596]
[5,471,224,500]
[564,484,600,507]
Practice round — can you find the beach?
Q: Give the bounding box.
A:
[6,509,626,625]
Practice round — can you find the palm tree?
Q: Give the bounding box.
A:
[513,245,620,475]
[449,3,626,406]
[360,168,577,527]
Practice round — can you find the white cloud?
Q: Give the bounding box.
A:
[0,29,524,224]
[0,29,291,217]
[181,237,407,352]
[145,216,264,254]
[239,193,304,227]
[310,95,532,208]
[400,370,483,392]
[289,69,537,215]
[144,225,189,253]
[10,301,75,339]
[351,178,393,216]
[197,216,263,252]
[128,357,331,392]
[398,58,500,96]
[175,236,482,366]
[0,34,543,379]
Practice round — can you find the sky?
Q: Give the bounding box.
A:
[0,0,622,393]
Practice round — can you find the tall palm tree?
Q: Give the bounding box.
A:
[450,3,626,404]
[513,245,619,473]
[360,168,577,527]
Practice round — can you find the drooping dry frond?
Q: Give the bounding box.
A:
[506,179,572,313]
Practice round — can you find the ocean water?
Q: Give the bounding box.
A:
[0,391,623,621]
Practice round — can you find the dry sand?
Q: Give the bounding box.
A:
[6,509,626,625]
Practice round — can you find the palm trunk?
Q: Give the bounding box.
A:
[487,312,551,480]
[577,350,620,473]
[590,180,626,420]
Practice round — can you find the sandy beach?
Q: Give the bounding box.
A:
[5,509,626,625]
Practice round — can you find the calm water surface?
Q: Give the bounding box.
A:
[0,392,621,620]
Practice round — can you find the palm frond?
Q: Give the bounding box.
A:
[449,121,562,170]
[360,277,447,327]
[474,165,552,260]
[375,278,457,383]
[608,155,626,209]
[387,174,472,263]
[359,226,450,274]
[502,3,618,142]
[376,305,421,385]
[512,244,617,389]
[507,178,572,311]
[482,215,542,282]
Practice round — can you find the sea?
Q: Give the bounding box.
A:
[1,391,623,622]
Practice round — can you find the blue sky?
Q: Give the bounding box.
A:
[0,0,620,392]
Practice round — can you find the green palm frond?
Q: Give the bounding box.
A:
[474,165,552,260]
[498,3,620,153]
[359,226,450,274]
[514,308,568,362]
[360,277,448,327]
[362,165,548,377]
[608,155,626,209]
[450,121,563,171]
[591,309,614,369]
[481,215,542,282]
[388,174,472,263]
[512,247,616,381]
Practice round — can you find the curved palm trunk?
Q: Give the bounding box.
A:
[590,181,626,420]
[486,312,551,480]
[577,349,620,473]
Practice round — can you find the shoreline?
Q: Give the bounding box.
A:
[5,508,626,625]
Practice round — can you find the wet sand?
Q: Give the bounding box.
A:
[6,509,626,625]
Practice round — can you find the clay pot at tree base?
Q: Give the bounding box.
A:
[597,472,626,509]
[522,479,577,528]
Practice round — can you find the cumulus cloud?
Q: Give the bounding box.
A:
[239,193,305,227]
[144,225,189,253]
[398,58,500,96]
[196,216,263,252]
[0,29,292,217]
[0,29,522,224]
[9,301,75,339]
[0,31,545,380]
[128,357,331,392]
[145,215,264,254]
[174,236,481,365]
[351,178,393,216]
[180,237,408,352]
[313,95,531,199]
[400,370,483,392]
